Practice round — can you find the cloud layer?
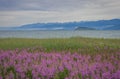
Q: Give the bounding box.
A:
[0,0,120,27]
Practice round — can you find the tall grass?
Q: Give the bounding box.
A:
[0,37,119,54]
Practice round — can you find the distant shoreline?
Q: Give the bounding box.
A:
[0,30,120,39]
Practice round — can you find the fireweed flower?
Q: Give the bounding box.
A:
[0,49,120,79]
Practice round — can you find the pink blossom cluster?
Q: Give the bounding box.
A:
[0,49,120,79]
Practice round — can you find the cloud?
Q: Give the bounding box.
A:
[0,0,120,26]
[0,0,120,11]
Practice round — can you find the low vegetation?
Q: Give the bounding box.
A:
[0,37,119,54]
[0,37,120,79]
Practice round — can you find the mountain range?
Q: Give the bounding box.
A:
[0,19,120,30]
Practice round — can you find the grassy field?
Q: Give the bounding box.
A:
[0,37,119,54]
[0,37,120,79]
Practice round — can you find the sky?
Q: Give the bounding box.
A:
[0,0,120,27]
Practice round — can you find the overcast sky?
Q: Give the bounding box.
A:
[0,0,120,27]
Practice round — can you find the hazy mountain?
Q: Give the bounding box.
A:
[0,19,120,30]
[103,24,120,30]
[20,23,77,30]
[75,27,95,30]
[19,19,120,30]
[77,19,120,30]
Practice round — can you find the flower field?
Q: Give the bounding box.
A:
[0,49,120,79]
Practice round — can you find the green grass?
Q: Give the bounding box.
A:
[0,37,120,54]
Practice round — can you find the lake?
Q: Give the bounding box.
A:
[0,30,120,39]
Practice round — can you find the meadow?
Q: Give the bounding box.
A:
[0,37,120,54]
[0,37,120,79]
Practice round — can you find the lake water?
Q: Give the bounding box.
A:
[0,30,120,39]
